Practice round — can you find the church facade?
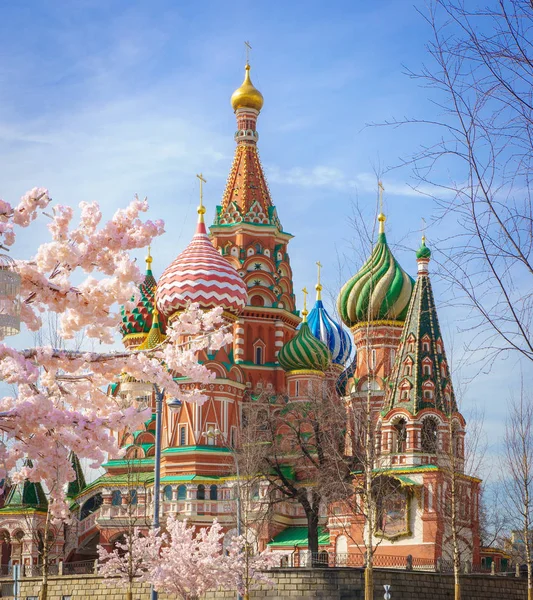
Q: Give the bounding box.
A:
[0,60,480,570]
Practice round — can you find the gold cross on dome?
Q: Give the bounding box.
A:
[196,173,207,220]
[421,217,427,243]
[378,180,385,214]
[315,261,323,300]
[302,286,309,321]
[245,41,252,65]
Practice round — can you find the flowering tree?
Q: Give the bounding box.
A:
[144,517,232,600]
[98,528,162,600]
[225,534,282,600]
[0,188,231,521]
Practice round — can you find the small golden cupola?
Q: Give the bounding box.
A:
[231,63,264,113]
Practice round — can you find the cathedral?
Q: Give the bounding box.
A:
[0,59,481,570]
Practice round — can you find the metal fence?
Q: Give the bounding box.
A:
[63,560,96,576]
[284,550,439,572]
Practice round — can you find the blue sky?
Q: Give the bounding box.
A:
[0,0,524,469]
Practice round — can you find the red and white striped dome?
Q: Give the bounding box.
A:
[157,217,248,319]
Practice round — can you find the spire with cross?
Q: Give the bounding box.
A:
[378,180,386,234]
[302,287,309,322]
[316,261,323,301]
[196,173,207,223]
[245,40,252,65]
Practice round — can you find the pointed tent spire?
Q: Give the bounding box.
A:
[384,238,456,415]
[2,460,47,511]
[138,307,166,350]
[67,452,87,499]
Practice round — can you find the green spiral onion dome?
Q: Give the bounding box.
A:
[278,321,331,373]
[337,214,415,328]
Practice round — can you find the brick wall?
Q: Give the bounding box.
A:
[7,568,528,600]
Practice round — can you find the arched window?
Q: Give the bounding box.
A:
[254,346,263,365]
[421,418,439,453]
[163,485,173,501]
[197,484,205,500]
[129,489,138,505]
[80,493,103,520]
[394,419,407,453]
[177,485,187,500]
[209,485,218,501]
[111,490,122,506]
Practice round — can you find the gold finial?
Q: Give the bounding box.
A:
[146,245,153,269]
[378,180,386,234]
[315,261,323,301]
[421,217,426,244]
[245,40,252,65]
[302,287,309,322]
[196,173,207,222]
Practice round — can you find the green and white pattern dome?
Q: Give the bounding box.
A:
[278,316,331,373]
[337,214,415,328]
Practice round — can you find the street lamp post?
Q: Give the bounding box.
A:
[202,428,242,600]
[150,384,165,600]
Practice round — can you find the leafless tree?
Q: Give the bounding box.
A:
[239,381,353,566]
[374,0,533,369]
[502,388,533,600]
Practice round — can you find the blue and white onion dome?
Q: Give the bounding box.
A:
[307,265,352,365]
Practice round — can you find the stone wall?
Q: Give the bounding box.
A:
[4,568,528,600]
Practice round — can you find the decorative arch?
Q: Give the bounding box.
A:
[203,361,228,379]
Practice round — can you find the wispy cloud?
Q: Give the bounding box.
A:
[265,164,442,198]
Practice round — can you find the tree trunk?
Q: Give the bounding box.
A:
[126,590,133,600]
[38,581,48,600]
[364,565,373,600]
[306,506,320,565]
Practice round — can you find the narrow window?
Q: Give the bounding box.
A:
[255,346,263,365]
[197,485,205,500]
[371,349,377,370]
[177,485,187,500]
[179,425,187,446]
[395,420,407,453]
[163,485,173,501]
[111,490,122,506]
[209,485,218,501]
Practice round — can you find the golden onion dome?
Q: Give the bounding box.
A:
[231,64,264,112]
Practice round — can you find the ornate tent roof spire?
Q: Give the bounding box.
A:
[384,237,456,415]
[214,56,282,230]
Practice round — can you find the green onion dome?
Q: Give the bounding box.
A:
[416,236,432,259]
[120,250,166,346]
[337,214,415,328]
[278,321,331,373]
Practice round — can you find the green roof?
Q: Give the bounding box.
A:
[267,527,330,548]
[160,475,222,483]
[81,471,155,495]
[162,446,231,455]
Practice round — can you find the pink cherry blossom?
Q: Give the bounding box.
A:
[0,189,231,520]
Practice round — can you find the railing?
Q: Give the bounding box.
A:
[0,564,12,577]
[23,563,59,577]
[63,560,96,575]
[290,551,438,571]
